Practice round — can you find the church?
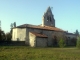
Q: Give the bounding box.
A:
[12,7,77,47]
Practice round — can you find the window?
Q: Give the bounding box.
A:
[47,16,49,21]
[47,16,52,22]
[49,17,52,22]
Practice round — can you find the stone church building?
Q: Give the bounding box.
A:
[12,7,77,47]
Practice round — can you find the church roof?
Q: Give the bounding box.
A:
[30,32,48,38]
[14,24,65,32]
[66,33,76,35]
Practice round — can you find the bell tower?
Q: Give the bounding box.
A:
[42,6,55,27]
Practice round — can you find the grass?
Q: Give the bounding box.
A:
[0,46,80,60]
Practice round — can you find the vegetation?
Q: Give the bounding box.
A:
[0,22,13,42]
[75,30,79,36]
[0,46,80,60]
[5,32,12,41]
[58,38,66,48]
[0,30,5,41]
[76,36,80,49]
[0,29,12,42]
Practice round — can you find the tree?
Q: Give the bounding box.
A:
[10,23,13,40]
[14,22,16,27]
[76,36,80,49]
[0,30,6,41]
[5,32,12,41]
[10,23,13,29]
[75,30,79,36]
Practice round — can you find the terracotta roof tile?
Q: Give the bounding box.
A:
[30,32,48,38]
[15,24,65,32]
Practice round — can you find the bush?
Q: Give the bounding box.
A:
[76,36,80,49]
[58,38,66,48]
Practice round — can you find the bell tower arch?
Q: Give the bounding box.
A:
[42,6,55,27]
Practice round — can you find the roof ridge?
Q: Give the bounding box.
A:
[30,32,48,38]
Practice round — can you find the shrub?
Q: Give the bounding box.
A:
[76,36,80,49]
[58,38,66,48]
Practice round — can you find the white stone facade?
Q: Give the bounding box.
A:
[12,28,26,41]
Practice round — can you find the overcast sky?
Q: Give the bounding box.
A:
[0,0,80,33]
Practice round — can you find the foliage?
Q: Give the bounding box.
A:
[58,38,66,48]
[0,30,6,41]
[0,46,80,60]
[5,32,12,41]
[76,36,80,49]
[75,30,79,36]
[52,32,66,47]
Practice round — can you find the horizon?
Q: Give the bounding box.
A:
[0,0,80,33]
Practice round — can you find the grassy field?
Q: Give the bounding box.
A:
[0,46,80,60]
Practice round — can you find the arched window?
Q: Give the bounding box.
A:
[47,16,52,22]
[53,36,57,45]
[47,16,49,21]
[49,17,52,22]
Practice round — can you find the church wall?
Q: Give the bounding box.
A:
[43,30,54,46]
[12,28,17,41]
[29,32,48,47]
[26,28,53,46]
[53,32,67,46]
[53,32,66,40]
[25,28,42,45]
[43,30,66,46]
[66,34,77,46]
[29,32,36,47]
[66,34,76,39]
[36,37,47,47]
[26,27,66,47]
[25,28,29,45]
[27,28,42,33]
[33,29,42,33]
[13,27,66,46]
[12,28,26,41]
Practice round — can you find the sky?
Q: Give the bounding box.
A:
[0,0,80,33]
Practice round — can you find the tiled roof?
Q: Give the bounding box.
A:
[66,33,76,35]
[30,32,48,38]
[14,24,65,32]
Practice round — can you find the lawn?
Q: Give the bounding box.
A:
[0,46,80,60]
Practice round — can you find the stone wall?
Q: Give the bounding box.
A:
[66,34,76,39]
[12,28,26,41]
[12,28,17,41]
[36,37,47,47]
[65,34,77,46]
[25,28,42,45]
[26,27,66,47]
[42,30,53,46]
[29,32,48,47]
[29,32,36,47]
[12,27,66,46]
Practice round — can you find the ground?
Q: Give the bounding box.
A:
[0,46,80,60]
